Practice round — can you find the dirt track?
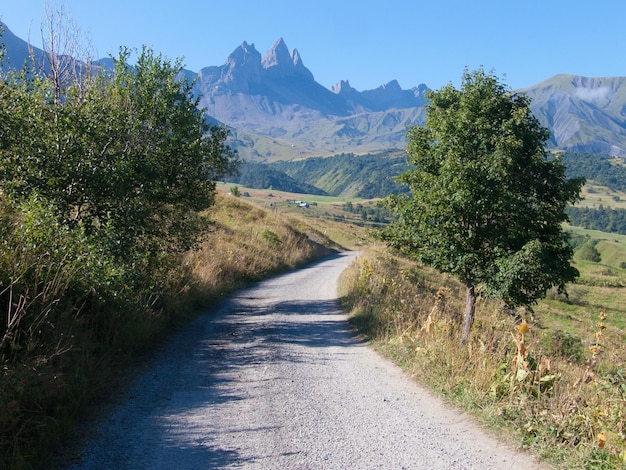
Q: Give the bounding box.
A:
[65,251,548,469]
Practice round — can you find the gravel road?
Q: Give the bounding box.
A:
[65,251,548,469]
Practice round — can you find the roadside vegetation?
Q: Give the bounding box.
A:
[0,16,335,468]
[340,236,626,469]
[0,188,334,469]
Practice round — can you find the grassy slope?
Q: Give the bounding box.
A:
[240,181,626,469]
[4,192,341,470]
[577,183,626,209]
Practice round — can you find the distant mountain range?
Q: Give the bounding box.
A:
[2,21,625,160]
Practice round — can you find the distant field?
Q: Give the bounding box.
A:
[217,182,360,205]
[576,182,626,209]
[565,223,626,245]
[217,182,385,226]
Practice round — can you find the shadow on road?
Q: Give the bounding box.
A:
[144,295,362,467]
[62,252,361,469]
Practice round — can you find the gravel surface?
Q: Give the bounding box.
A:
[64,251,549,469]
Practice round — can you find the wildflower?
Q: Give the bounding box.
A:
[518,320,529,335]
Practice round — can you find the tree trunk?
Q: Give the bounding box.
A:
[462,283,476,343]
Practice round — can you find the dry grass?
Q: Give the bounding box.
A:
[341,250,626,469]
[180,193,336,308]
[0,192,337,469]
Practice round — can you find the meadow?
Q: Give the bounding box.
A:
[235,182,626,468]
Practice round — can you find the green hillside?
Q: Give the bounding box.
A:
[226,149,411,198]
[268,149,410,198]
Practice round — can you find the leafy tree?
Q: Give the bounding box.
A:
[379,68,584,342]
[0,46,239,261]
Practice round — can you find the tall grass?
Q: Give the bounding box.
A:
[341,250,626,469]
[0,192,333,469]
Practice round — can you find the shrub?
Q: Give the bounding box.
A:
[578,242,601,262]
[539,330,584,363]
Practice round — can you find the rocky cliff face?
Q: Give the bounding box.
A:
[192,38,431,159]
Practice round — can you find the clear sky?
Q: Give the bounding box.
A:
[1,0,625,92]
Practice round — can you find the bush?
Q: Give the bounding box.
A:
[0,45,240,468]
[578,242,601,262]
[539,330,584,363]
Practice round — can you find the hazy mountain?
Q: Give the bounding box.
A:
[0,21,43,71]
[191,38,430,159]
[2,20,625,159]
[193,39,626,159]
[522,75,626,156]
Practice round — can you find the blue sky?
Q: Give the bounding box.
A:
[1,1,625,92]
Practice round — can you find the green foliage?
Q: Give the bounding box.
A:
[566,206,626,235]
[0,43,240,353]
[539,330,584,363]
[0,40,240,468]
[379,68,584,338]
[577,241,602,262]
[562,151,626,193]
[225,161,328,196]
[267,149,411,198]
[0,46,239,262]
[342,201,393,224]
[261,229,281,245]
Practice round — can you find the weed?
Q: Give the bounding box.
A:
[343,250,626,469]
[0,193,335,469]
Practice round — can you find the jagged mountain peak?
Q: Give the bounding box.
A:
[225,41,261,66]
[412,83,429,95]
[291,48,311,77]
[381,79,402,92]
[261,38,291,69]
[220,41,263,89]
[259,38,314,81]
[331,80,356,95]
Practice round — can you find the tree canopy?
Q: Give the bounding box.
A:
[0,45,239,260]
[379,68,584,341]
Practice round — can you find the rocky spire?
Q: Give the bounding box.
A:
[291,48,314,81]
[331,80,356,95]
[261,38,314,81]
[221,41,263,90]
[262,38,292,71]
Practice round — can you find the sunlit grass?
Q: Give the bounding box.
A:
[0,192,340,469]
[577,183,626,209]
[341,246,626,469]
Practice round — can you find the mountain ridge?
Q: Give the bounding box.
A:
[1,21,625,159]
[193,39,626,159]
